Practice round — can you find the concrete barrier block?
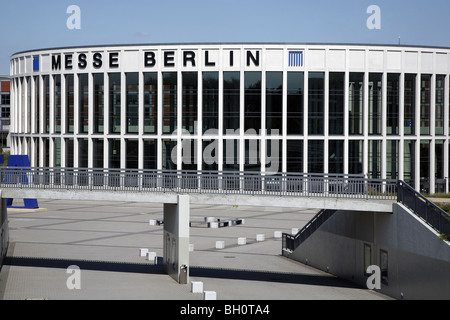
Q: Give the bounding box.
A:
[274,231,282,238]
[292,228,300,235]
[216,241,225,249]
[209,222,219,228]
[237,237,247,245]
[139,248,149,257]
[149,219,157,226]
[146,252,157,263]
[189,244,195,252]
[256,234,265,242]
[205,217,215,222]
[191,281,203,293]
[203,291,217,300]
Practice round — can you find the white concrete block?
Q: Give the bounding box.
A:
[274,231,282,238]
[203,291,217,300]
[237,237,247,245]
[191,281,203,293]
[149,219,157,226]
[256,234,265,242]
[146,251,157,263]
[292,228,300,235]
[216,241,225,249]
[205,217,215,222]
[139,248,148,257]
[189,244,195,252]
[209,222,219,228]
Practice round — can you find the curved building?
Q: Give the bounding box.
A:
[8,43,450,193]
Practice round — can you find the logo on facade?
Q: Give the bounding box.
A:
[289,51,304,67]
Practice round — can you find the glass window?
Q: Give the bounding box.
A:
[182,72,198,134]
[79,74,89,134]
[54,75,61,133]
[420,140,430,193]
[329,73,344,135]
[66,75,74,133]
[266,139,281,174]
[435,75,445,135]
[404,140,416,188]
[162,139,177,170]
[223,72,240,135]
[126,73,139,134]
[244,139,260,171]
[93,138,104,168]
[78,138,89,168]
[202,72,219,134]
[266,72,283,135]
[308,72,324,135]
[435,140,445,193]
[54,137,61,167]
[349,73,364,135]
[404,74,416,135]
[109,73,121,134]
[202,139,218,171]
[287,140,303,173]
[386,140,399,180]
[420,75,431,135]
[181,139,198,171]
[308,140,324,173]
[329,140,344,174]
[287,72,304,135]
[66,138,74,168]
[143,139,157,170]
[244,71,261,133]
[144,73,157,134]
[34,76,40,133]
[109,138,121,168]
[44,75,50,133]
[387,74,400,135]
[162,72,177,134]
[369,73,382,135]
[349,140,363,174]
[369,140,381,179]
[126,139,138,169]
[93,74,104,134]
[223,139,240,171]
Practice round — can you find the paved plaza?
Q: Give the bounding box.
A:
[0,199,390,301]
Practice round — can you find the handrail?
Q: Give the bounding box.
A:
[282,209,336,255]
[0,166,398,201]
[397,180,450,238]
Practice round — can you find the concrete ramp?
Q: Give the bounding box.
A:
[285,203,450,300]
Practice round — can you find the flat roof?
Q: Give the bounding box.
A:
[11,42,450,57]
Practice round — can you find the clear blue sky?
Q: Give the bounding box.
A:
[1,0,450,75]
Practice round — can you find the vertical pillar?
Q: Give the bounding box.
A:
[163,195,190,284]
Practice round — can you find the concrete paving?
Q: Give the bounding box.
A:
[0,199,391,301]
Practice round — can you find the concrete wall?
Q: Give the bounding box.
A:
[290,203,450,300]
[0,197,8,271]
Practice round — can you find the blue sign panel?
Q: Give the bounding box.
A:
[33,56,40,72]
[289,51,304,67]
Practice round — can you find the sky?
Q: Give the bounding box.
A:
[1,0,450,75]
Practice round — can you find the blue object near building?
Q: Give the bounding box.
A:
[4,155,39,209]
[0,155,3,165]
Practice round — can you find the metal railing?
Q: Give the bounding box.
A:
[397,180,450,238]
[282,209,336,256]
[0,167,399,200]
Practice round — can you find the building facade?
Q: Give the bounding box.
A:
[0,76,10,151]
[8,43,450,194]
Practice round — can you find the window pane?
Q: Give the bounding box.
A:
[387,74,399,135]
[126,73,139,134]
[349,140,363,174]
[126,139,138,169]
[435,75,445,135]
[244,71,261,133]
[308,140,323,173]
[404,74,415,135]
[329,73,344,135]
[109,73,121,134]
[369,73,382,135]
[66,75,74,133]
[182,72,198,134]
[266,72,282,135]
[420,75,431,135]
[287,140,303,172]
[287,72,304,135]
[94,74,104,134]
[144,73,157,134]
[369,140,381,179]
[163,72,177,134]
[404,140,415,188]
[223,139,240,171]
[223,72,240,135]
[79,74,89,134]
[349,73,364,135]
[329,140,344,174]
[109,138,121,168]
[203,72,219,134]
[386,140,399,180]
[54,75,61,133]
[143,139,157,169]
[308,72,324,135]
